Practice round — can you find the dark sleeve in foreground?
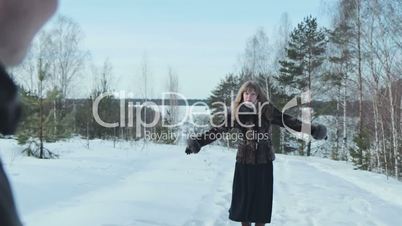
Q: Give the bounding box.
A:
[0,161,22,226]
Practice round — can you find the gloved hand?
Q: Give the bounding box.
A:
[311,124,327,140]
[185,138,201,154]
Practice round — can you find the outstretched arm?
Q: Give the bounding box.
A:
[271,104,303,131]
[185,111,232,154]
[269,104,327,140]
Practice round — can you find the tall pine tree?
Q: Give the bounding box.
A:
[277,15,328,156]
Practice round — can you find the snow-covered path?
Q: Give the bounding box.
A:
[1,139,402,226]
[273,157,402,226]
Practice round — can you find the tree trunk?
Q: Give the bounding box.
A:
[39,82,44,159]
[388,82,399,179]
[356,0,363,134]
[379,112,388,178]
[342,74,348,161]
[373,89,380,170]
[53,99,57,137]
[334,85,341,160]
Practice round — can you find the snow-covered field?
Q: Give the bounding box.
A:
[0,138,402,226]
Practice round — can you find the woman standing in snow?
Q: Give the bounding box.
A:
[185,80,327,226]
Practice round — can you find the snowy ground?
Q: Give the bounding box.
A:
[0,138,402,226]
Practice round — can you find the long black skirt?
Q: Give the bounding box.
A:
[228,161,273,224]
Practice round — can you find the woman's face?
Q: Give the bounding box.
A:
[242,89,257,105]
[0,0,58,66]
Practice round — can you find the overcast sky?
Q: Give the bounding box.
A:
[57,0,333,99]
